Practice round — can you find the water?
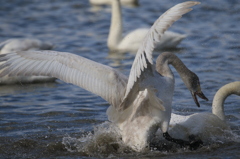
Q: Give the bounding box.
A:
[0,0,240,158]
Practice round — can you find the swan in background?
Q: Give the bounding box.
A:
[89,0,139,7]
[0,38,54,54]
[0,38,56,84]
[0,2,206,151]
[107,0,187,53]
[169,81,240,142]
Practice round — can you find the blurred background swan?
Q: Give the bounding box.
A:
[107,0,186,53]
[168,81,240,142]
[0,38,56,84]
[89,0,139,7]
[0,38,54,54]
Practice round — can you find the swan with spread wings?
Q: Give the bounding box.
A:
[0,1,208,151]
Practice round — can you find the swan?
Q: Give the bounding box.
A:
[0,38,56,84]
[0,38,54,54]
[107,0,187,53]
[0,2,206,151]
[168,81,240,142]
[89,0,138,6]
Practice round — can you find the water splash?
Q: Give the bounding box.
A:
[62,121,134,157]
[62,121,240,157]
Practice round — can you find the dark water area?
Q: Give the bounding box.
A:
[0,0,239,158]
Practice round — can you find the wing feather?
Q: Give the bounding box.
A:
[0,50,128,107]
[121,1,200,109]
[15,60,36,76]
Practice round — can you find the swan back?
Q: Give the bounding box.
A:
[155,31,186,50]
[118,28,149,52]
[0,38,54,54]
[212,81,240,121]
[169,113,229,141]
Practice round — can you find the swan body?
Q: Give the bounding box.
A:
[117,29,186,53]
[0,38,54,54]
[169,113,229,142]
[0,2,204,151]
[108,0,187,53]
[0,38,55,84]
[89,0,138,6]
[169,81,240,141]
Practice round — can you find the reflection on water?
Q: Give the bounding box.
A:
[0,0,240,158]
[0,82,58,95]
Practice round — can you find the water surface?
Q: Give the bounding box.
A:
[0,0,239,158]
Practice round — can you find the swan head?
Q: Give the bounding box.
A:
[188,73,208,107]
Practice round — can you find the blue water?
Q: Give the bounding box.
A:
[0,0,239,158]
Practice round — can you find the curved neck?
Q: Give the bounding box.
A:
[107,0,123,50]
[156,52,194,90]
[212,81,240,121]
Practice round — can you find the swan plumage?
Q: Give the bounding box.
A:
[0,38,55,84]
[0,38,54,54]
[0,2,204,151]
[107,0,187,53]
[169,81,240,141]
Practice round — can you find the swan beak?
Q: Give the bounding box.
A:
[191,90,208,107]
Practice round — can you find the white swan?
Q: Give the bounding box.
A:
[169,81,240,142]
[0,38,56,84]
[107,0,187,53]
[89,0,138,6]
[0,38,54,54]
[0,2,205,151]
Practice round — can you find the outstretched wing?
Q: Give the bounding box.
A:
[119,1,200,110]
[0,50,127,107]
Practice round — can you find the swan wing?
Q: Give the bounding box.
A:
[120,1,200,110]
[0,50,127,107]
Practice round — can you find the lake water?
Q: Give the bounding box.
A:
[0,0,239,158]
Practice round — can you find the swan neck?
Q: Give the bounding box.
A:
[108,0,123,49]
[156,53,192,87]
[212,81,240,121]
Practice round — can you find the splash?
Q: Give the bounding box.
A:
[62,121,133,157]
[62,121,240,157]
